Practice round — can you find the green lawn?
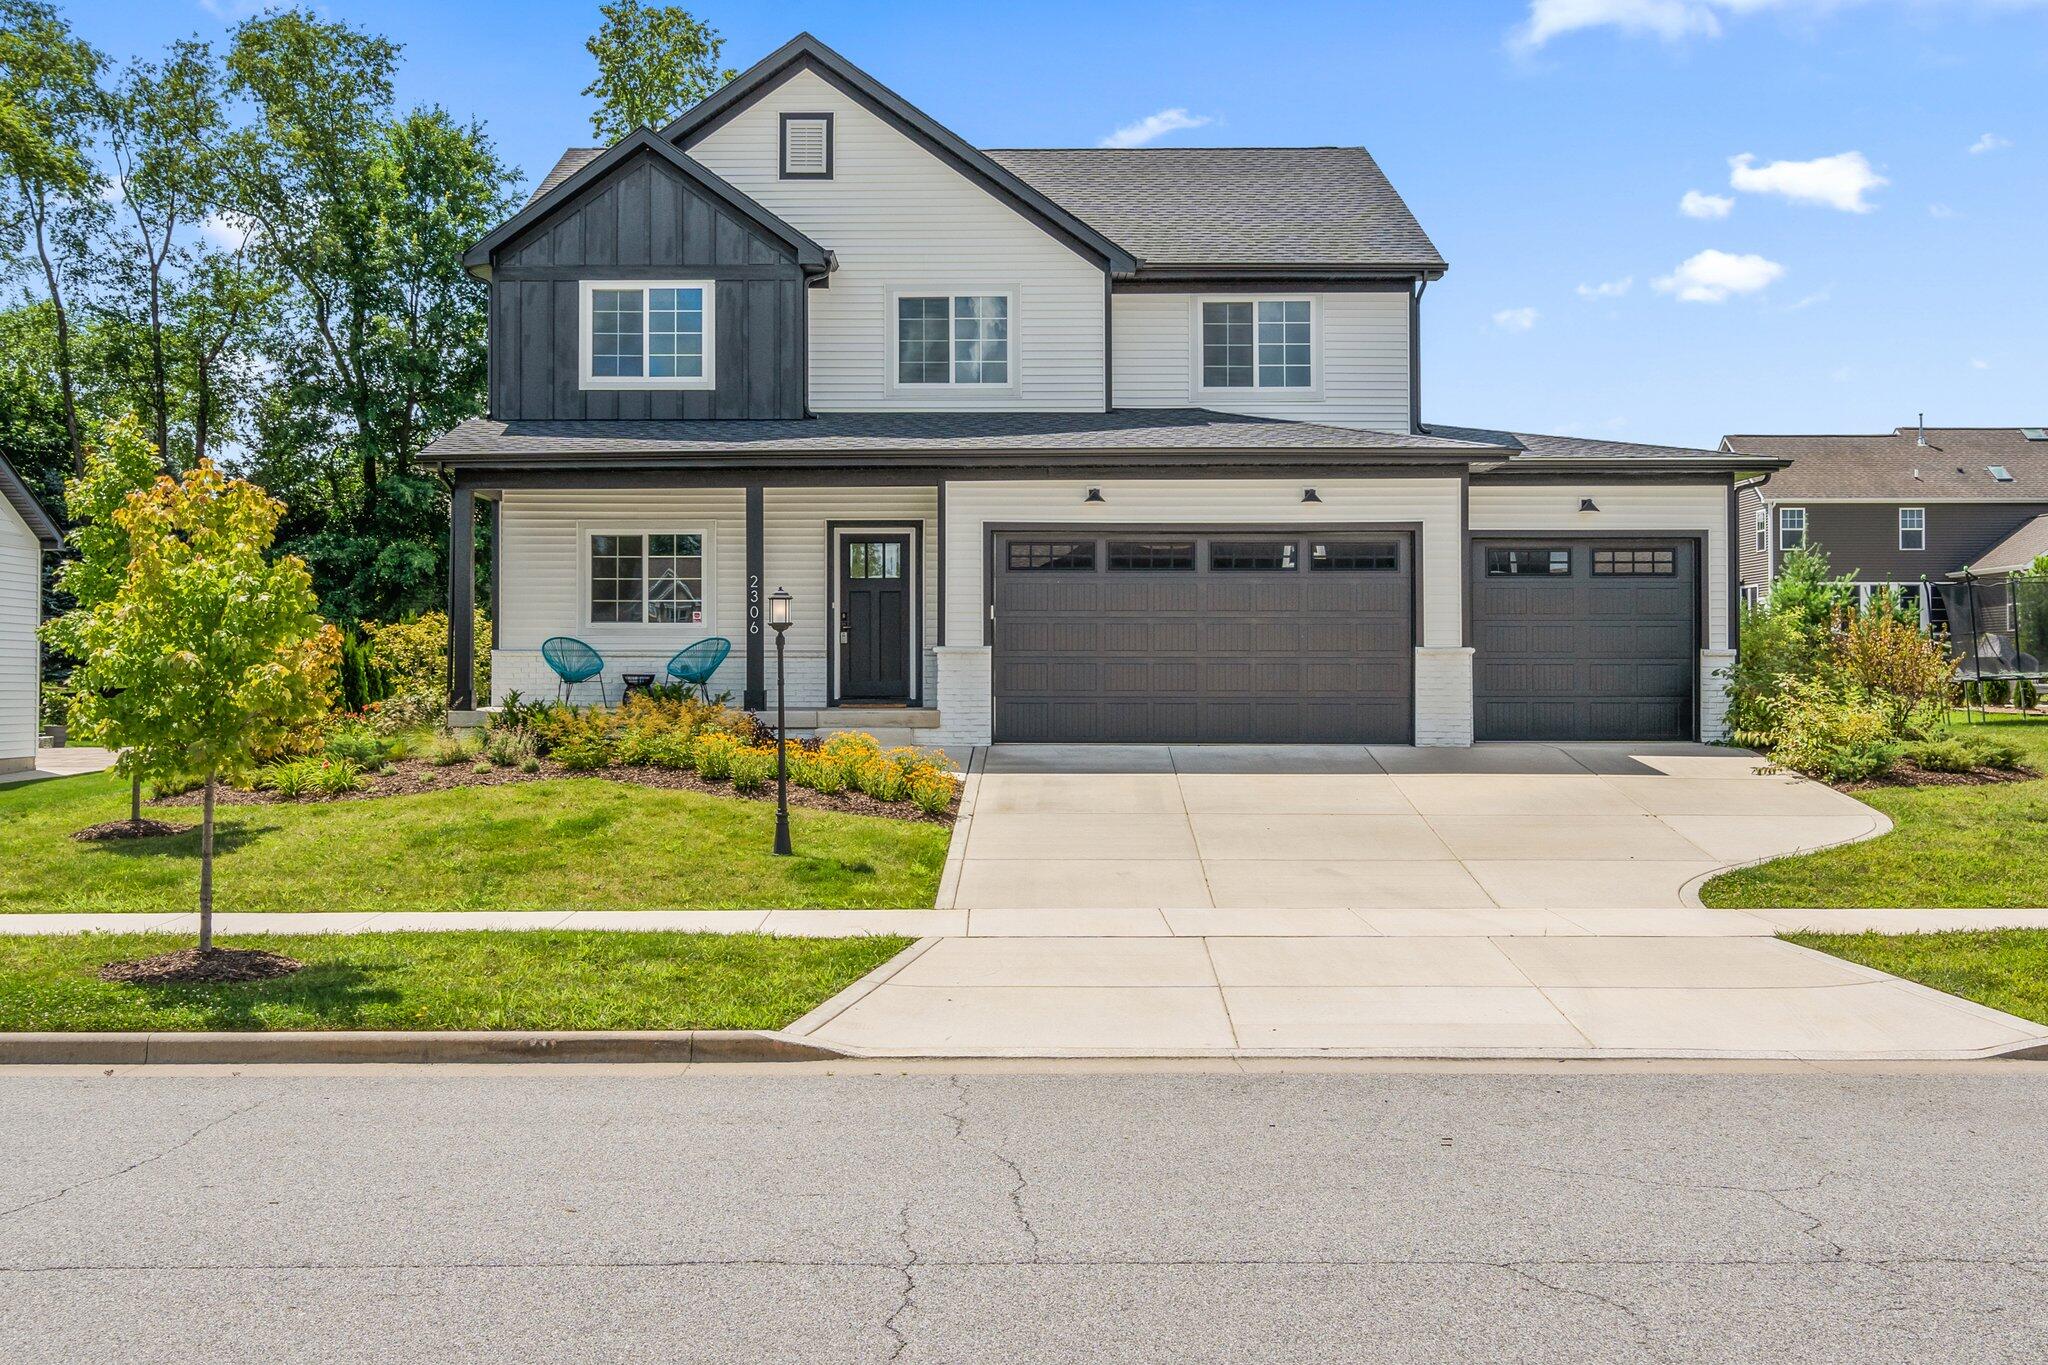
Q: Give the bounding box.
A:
[0,930,911,1032]
[1786,929,2048,1028]
[0,772,950,912]
[1702,714,2048,908]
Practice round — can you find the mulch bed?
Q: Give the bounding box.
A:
[97,946,305,985]
[1840,762,2040,793]
[71,817,194,842]
[149,755,956,825]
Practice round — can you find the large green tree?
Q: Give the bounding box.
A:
[583,2,734,141]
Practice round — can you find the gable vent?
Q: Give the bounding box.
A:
[780,114,832,179]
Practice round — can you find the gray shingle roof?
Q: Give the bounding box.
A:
[0,454,61,549]
[529,148,601,203]
[1966,513,2048,575]
[422,410,1498,465]
[1425,423,1782,469]
[1723,428,2048,499]
[984,147,1444,273]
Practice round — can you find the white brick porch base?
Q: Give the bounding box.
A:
[1699,649,1737,743]
[929,645,993,750]
[1413,647,1475,747]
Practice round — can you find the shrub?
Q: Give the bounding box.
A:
[364,690,445,736]
[486,727,539,768]
[819,731,883,767]
[908,771,957,816]
[255,758,321,798]
[730,746,776,793]
[313,758,365,796]
[323,721,395,770]
[856,757,910,802]
[363,610,492,709]
[807,752,850,795]
[1728,604,1826,739]
[692,731,743,780]
[518,756,541,774]
[424,732,471,767]
[1830,599,1956,735]
[1744,678,1899,782]
[644,732,695,769]
[1905,732,2027,773]
[554,735,613,771]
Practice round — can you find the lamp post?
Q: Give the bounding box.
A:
[769,588,793,856]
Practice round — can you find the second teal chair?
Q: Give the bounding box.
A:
[665,637,732,700]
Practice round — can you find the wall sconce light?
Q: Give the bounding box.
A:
[1578,497,1600,513]
[1301,488,1321,503]
[1084,487,1105,503]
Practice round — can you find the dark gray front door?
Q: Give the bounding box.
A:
[840,534,911,701]
[1470,539,1698,741]
[992,530,1414,743]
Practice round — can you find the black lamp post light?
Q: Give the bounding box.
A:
[769,587,793,856]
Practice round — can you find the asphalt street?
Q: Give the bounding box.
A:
[3,1060,2045,1362]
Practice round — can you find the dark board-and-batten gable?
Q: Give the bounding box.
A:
[474,131,827,421]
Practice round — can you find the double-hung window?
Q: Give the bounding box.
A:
[1200,299,1313,390]
[589,533,706,625]
[1778,507,1806,550]
[580,281,714,389]
[1755,506,1767,551]
[896,294,1010,386]
[1899,507,1926,551]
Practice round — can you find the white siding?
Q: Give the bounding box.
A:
[0,501,40,764]
[1467,482,1733,650]
[1113,291,1411,432]
[687,68,1107,411]
[941,478,1465,649]
[493,486,937,708]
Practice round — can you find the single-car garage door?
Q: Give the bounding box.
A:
[1471,539,1698,741]
[992,530,1414,743]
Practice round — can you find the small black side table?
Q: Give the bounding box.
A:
[620,673,656,699]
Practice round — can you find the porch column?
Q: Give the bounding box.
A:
[447,483,476,711]
[743,483,766,710]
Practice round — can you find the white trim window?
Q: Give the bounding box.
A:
[1755,505,1767,551]
[1199,298,1314,390]
[578,280,715,390]
[1899,506,1926,551]
[895,293,1011,386]
[1778,506,1806,550]
[587,531,707,626]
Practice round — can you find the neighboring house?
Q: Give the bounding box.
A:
[423,32,1783,747]
[0,455,63,773]
[1725,425,2048,630]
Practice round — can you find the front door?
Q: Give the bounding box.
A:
[839,534,912,702]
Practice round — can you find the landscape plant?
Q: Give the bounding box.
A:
[60,460,332,958]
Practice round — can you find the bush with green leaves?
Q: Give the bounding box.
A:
[553,734,614,771]
[729,746,776,794]
[323,721,396,770]
[806,751,850,795]
[1903,731,2026,773]
[1743,678,1899,782]
[257,756,363,799]
[909,771,957,817]
[1831,593,1956,734]
[424,732,476,767]
[485,726,539,768]
[855,757,910,803]
[692,731,742,780]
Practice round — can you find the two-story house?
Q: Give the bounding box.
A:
[424,32,1784,749]
[1727,424,2048,630]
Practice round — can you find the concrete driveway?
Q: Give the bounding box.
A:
[941,742,1886,912]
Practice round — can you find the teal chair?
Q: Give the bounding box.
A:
[541,636,609,705]
[665,638,732,700]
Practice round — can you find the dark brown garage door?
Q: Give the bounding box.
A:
[992,530,1414,743]
[1471,539,1698,741]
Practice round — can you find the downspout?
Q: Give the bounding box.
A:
[1409,278,1427,434]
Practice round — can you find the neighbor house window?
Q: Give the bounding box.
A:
[1755,506,1767,551]
[589,532,705,624]
[1485,547,1571,577]
[1778,507,1806,549]
[1200,299,1312,389]
[897,294,1009,385]
[1899,507,1926,551]
[579,281,713,389]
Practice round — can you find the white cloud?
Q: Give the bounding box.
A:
[1728,151,1886,212]
[1784,288,1830,311]
[1512,2,2048,52]
[1971,357,1991,369]
[1653,249,1786,302]
[1492,307,1540,332]
[1576,276,1633,299]
[1099,108,1212,149]
[1679,189,1734,219]
[199,211,254,250]
[1928,202,1959,219]
[1969,132,2011,155]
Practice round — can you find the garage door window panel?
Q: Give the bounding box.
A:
[1486,547,1572,577]
[1007,540,1096,571]
[1311,540,1400,571]
[1107,540,1196,571]
[1591,547,1677,576]
[1210,540,1299,571]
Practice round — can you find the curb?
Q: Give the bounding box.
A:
[0,1029,850,1065]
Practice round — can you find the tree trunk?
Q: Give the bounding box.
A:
[31,194,85,474]
[198,773,215,952]
[131,774,141,827]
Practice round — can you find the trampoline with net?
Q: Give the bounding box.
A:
[1939,573,2048,721]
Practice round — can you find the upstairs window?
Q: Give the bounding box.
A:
[1899,507,1926,551]
[579,281,713,389]
[1755,505,1767,551]
[1200,299,1312,390]
[897,294,1010,386]
[779,113,833,178]
[1779,507,1806,549]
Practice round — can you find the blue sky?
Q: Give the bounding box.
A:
[69,0,2048,448]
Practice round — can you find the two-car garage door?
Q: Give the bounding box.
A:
[991,529,1414,743]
